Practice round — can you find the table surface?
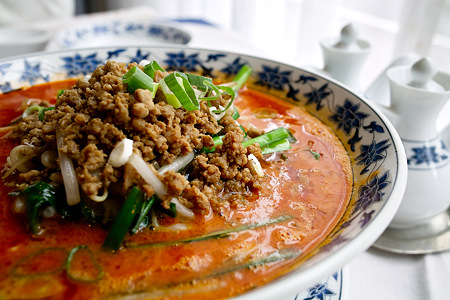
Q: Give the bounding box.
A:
[3,8,450,300]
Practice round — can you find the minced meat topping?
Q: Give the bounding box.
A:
[6,61,263,216]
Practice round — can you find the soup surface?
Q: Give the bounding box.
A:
[0,77,352,299]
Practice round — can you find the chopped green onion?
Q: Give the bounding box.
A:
[203,127,295,154]
[200,80,221,101]
[162,72,200,111]
[260,138,292,155]
[184,73,213,91]
[143,60,165,79]
[57,89,65,99]
[23,105,44,118]
[129,215,293,248]
[309,149,321,160]
[11,247,68,277]
[232,65,252,93]
[122,66,155,94]
[211,86,235,114]
[102,186,145,251]
[204,249,301,280]
[231,106,240,120]
[242,127,295,148]
[38,106,55,122]
[66,245,104,282]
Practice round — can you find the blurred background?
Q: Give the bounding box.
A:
[0,0,449,90]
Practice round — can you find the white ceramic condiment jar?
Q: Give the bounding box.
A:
[319,24,371,92]
[380,57,450,228]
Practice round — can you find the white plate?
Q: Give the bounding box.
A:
[46,20,191,50]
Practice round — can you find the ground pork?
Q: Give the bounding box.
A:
[6,60,263,218]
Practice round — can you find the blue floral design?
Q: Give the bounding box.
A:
[330,99,368,135]
[356,139,390,175]
[303,83,331,110]
[255,65,299,101]
[19,60,49,85]
[93,24,109,34]
[0,82,12,93]
[126,23,144,32]
[129,49,150,63]
[408,145,447,165]
[220,57,247,77]
[164,52,213,77]
[354,171,390,214]
[302,283,335,300]
[107,49,127,60]
[61,53,102,76]
[0,63,11,76]
[359,210,375,227]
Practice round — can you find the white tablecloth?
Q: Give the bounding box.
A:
[348,247,450,299]
[3,7,450,300]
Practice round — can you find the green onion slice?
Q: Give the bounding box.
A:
[143,60,165,79]
[123,66,155,94]
[38,106,55,122]
[162,72,200,111]
[185,73,213,91]
[261,138,292,155]
[66,245,104,283]
[242,127,295,148]
[232,65,252,93]
[11,247,68,277]
[211,86,235,114]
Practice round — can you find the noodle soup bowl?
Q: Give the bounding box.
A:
[0,47,407,299]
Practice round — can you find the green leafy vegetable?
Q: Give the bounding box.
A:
[21,181,57,235]
[130,195,156,235]
[102,186,145,251]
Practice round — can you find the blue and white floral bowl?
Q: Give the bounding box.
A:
[0,47,407,300]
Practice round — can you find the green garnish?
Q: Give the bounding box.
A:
[22,105,44,118]
[21,182,57,235]
[66,245,104,282]
[242,127,295,148]
[260,138,292,155]
[128,215,293,248]
[309,149,321,160]
[143,60,165,79]
[231,64,252,93]
[38,106,55,122]
[161,72,200,110]
[10,247,68,277]
[130,195,156,235]
[203,127,295,154]
[123,66,157,94]
[102,186,145,251]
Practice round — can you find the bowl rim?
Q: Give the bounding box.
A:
[0,45,408,299]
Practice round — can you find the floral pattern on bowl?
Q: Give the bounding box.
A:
[0,47,407,300]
